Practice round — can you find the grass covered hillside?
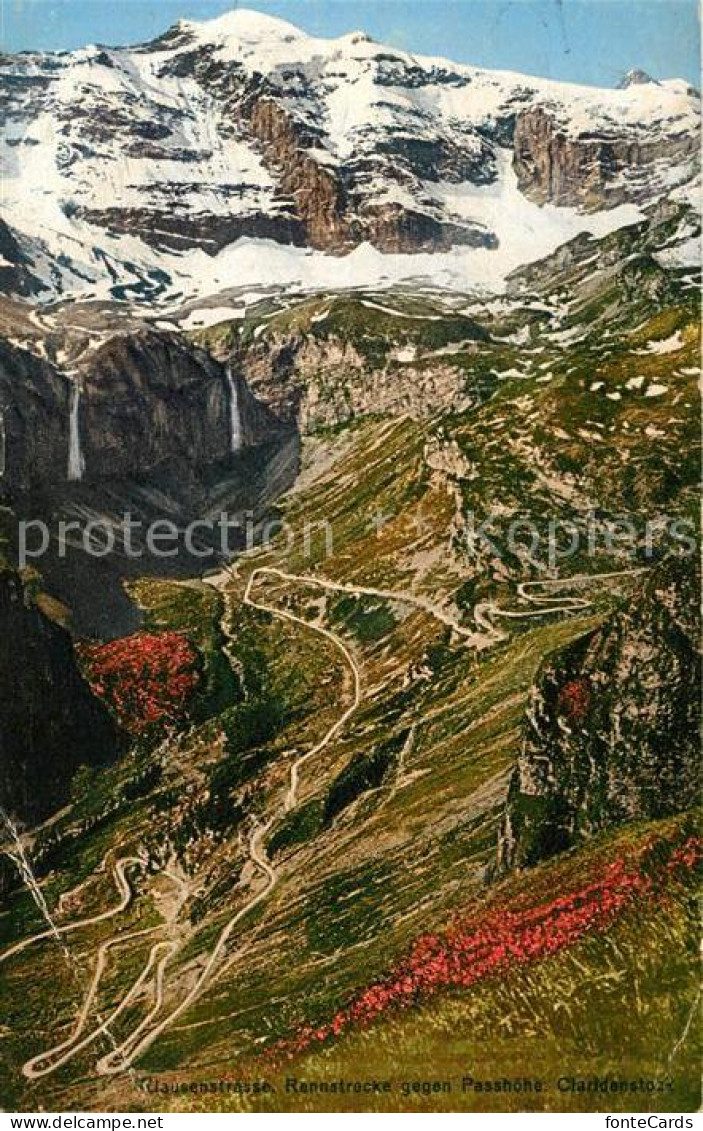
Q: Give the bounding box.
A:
[0,206,700,1113]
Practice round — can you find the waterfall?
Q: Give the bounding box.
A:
[67,380,85,482]
[0,806,64,949]
[226,368,243,454]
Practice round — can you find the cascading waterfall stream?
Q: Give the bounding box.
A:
[68,379,85,482]
[0,806,66,954]
[225,368,243,454]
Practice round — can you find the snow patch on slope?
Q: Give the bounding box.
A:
[9,170,643,309]
[0,7,697,304]
[423,150,643,284]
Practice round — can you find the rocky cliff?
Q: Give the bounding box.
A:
[73,330,284,483]
[513,104,699,210]
[0,317,299,635]
[0,339,71,491]
[0,218,42,297]
[497,555,701,871]
[198,295,493,432]
[0,328,286,493]
[0,9,698,302]
[0,568,121,825]
[232,335,490,430]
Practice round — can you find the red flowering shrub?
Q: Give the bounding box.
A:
[269,835,701,1063]
[78,631,200,734]
[557,676,591,721]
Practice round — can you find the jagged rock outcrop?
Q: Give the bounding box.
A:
[0,8,697,299]
[204,301,492,431]
[617,69,657,90]
[497,555,701,871]
[232,335,487,429]
[0,568,121,825]
[0,329,287,492]
[0,218,42,296]
[513,105,699,209]
[239,89,352,253]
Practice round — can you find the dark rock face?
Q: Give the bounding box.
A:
[77,331,283,481]
[354,204,495,254]
[0,218,42,296]
[221,335,305,427]
[513,106,699,209]
[80,332,230,481]
[0,339,70,491]
[497,555,701,871]
[0,330,287,492]
[0,568,121,825]
[74,205,307,255]
[0,326,298,635]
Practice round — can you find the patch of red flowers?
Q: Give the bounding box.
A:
[557,676,591,721]
[269,835,701,1062]
[78,631,200,733]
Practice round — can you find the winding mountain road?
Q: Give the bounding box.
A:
[22,928,171,1080]
[0,856,144,967]
[474,567,648,637]
[6,562,646,1079]
[86,563,363,1075]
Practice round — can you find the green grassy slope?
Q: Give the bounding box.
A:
[0,243,699,1111]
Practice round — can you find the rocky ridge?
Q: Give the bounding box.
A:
[201,297,492,430]
[497,555,701,871]
[0,567,121,826]
[0,9,698,300]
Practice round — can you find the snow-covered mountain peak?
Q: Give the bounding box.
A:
[180,7,308,46]
[0,8,698,306]
[618,68,658,89]
[169,6,389,72]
